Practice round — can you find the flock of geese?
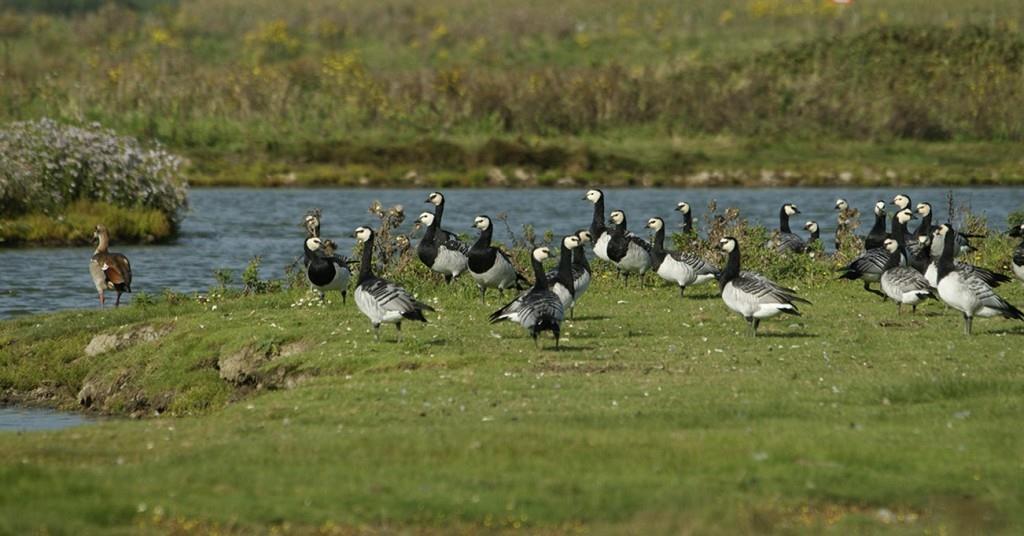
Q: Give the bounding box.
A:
[90,190,1024,346]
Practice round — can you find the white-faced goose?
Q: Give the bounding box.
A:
[545,235,582,313]
[304,237,352,304]
[490,247,565,348]
[568,229,593,312]
[416,191,470,283]
[351,226,434,341]
[645,217,718,298]
[920,230,1010,289]
[607,209,651,281]
[879,238,933,314]
[675,202,694,234]
[1010,223,1024,283]
[916,201,983,256]
[716,237,809,336]
[864,201,888,250]
[803,221,820,248]
[893,193,912,212]
[766,203,805,253]
[89,225,133,307]
[467,215,527,303]
[583,189,612,262]
[933,224,1023,335]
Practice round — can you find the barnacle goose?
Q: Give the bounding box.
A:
[646,217,719,298]
[864,201,888,250]
[467,215,527,303]
[834,198,851,251]
[933,224,1024,335]
[351,226,434,341]
[607,209,652,280]
[89,225,133,307]
[916,201,983,256]
[569,229,593,309]
[803,221,820,248]
[716,237,809,336]
[489,247,565,348]
[545,235,582,312]
[838,208,914,298]
[921,231,1010,289]
[879,238,933,314]
[416,192,470,283]
[675,202,695,234]
[766,203,806,253]
[893,193,912,212]
[304,237,352,304]
[583,189,612,262]
[1009,224,1024,283]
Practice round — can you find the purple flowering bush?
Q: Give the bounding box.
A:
[0,119,188,220]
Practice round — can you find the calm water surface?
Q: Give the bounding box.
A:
[1,187,1020,318]
[0,407,91,432]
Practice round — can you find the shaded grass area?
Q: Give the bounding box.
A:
[2,268,1023,533]
[0,200,176,246]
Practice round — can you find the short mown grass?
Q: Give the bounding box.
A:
[2,260,1023,533]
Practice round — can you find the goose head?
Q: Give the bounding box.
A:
[415,212,435,230]
[563,235,581,250]
[576,229,593,244]
[93,224,108,241]
[351,226,373,243]
[473,215,491,230]
[834,198,848,211]
[874,200,886,217]
[717,236,738,253]
[609,210,626,225]
[675,202,690,214]
[532,247,552,262]
[917,234,931,247]
[804,221,818,234]
[893,194,911,210]
[425,192,444,206]
[896,208,916,225]
[933,224,951,239]
[645,217,664,231]
[917,202,932,217]
[782,203,800,217]
[883,238,900,253]
[305,236,323,252]
[303,209,321,236]
[583,189,603,204]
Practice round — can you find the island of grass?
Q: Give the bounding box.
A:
[2,225,1023,533]
[0,119,188,247]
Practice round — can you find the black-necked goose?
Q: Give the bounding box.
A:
[416,192,470,283]
[767,203,805,253]
[304,237,352,304]
[1009,224,1024,283]
[916,201,983,256]
[467,215,527,303]
[89,225,133,307]
[893,193,912,212]
[838,245,889,299]
[607,209,651,280]
[675,202,695,234]
[583,188,612,262]
[716,237,809,336]
[933,224,1023,335]
[569,229,593,311]
[646,217,718,298]
[545,235,581,313]
[804,221,820,248]
[490,247,565,348]
[918,232,1010,289]
[879,238,933,314]
[351,226,434,341]
[864,200,888,250]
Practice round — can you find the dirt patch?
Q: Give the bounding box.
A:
[218,339,314,389]
[83,324,173,357]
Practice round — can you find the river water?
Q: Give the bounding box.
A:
[0,186,1020,318]
[0,407,91,432]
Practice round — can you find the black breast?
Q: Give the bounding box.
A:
[307,258,337,286]
[468,246,498,273]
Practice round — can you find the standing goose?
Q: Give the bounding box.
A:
[467,215,527,303]
[716,237,810,336]
[568,230,593,312]
[879,238,933,314]
[675,202,695,234]
[918,232,1010,289]
[864,201,888,250]
[803,221,820,248]
[352,226,434,341]
[767,203,805,253]
[1009,224,1024,283]
[916,201,983,256]
[607,209,652,281]
[933,224,1023,335]
[545,235,582,312]
[838,245,889,299]
[89,225,133,307]
[490,247,565,348]
[416,192,470,283]
[646,217,718,298]
[583,189,613,262]
[304,237,352,304]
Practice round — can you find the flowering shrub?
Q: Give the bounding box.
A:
[0,118,188,219]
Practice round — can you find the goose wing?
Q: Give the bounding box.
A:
[670,251,719,276]
[627,235,652,253]
[885,266,932,293]
[361,278,434,314]
[955,261,1011,288]
[517,289,565,327]
[842,248,888,275]
[964,274,1024,319]
[490,290,529,323]
[731,274,808,306]
[772,232,806,253]
[438,228,470,255]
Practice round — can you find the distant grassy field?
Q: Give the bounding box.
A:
[3,1,1024,186]
[2,233,1023,533]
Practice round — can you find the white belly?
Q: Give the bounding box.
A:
[936,274,979,316]
[1013,262,1024,283]
[722,282,791,319]
[354,287,404,325]
[656,257,696,287]
[615,244,650,274]
[925,263,938,288]
[432,247,468,277]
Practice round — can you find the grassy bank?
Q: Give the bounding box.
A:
[0,200,176,246]
[2,257,1023,532]
[4,2,1024,187]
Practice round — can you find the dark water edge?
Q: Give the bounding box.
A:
[0,186,1021,318]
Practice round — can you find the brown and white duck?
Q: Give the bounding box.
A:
[89,225,133,307]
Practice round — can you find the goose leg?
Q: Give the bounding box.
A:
[554,330,560,350]
[679,286,686,299]
[479,286,486,304]
[753,318,760,336]
[373,324,381,342]
[911,304,917,314]
[964,314,972,336]
[396,322,402,342]
[342,291,347,305]
[862,282,886,299]
[444,274,453,285]
[897,303,902,315]
[98,291,105,307]
[115,292,122,307]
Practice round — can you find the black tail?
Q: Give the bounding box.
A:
[1003,302,1024,321]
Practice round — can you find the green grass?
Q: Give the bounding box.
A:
[2,260,1024,533]
[0,200,176,246]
